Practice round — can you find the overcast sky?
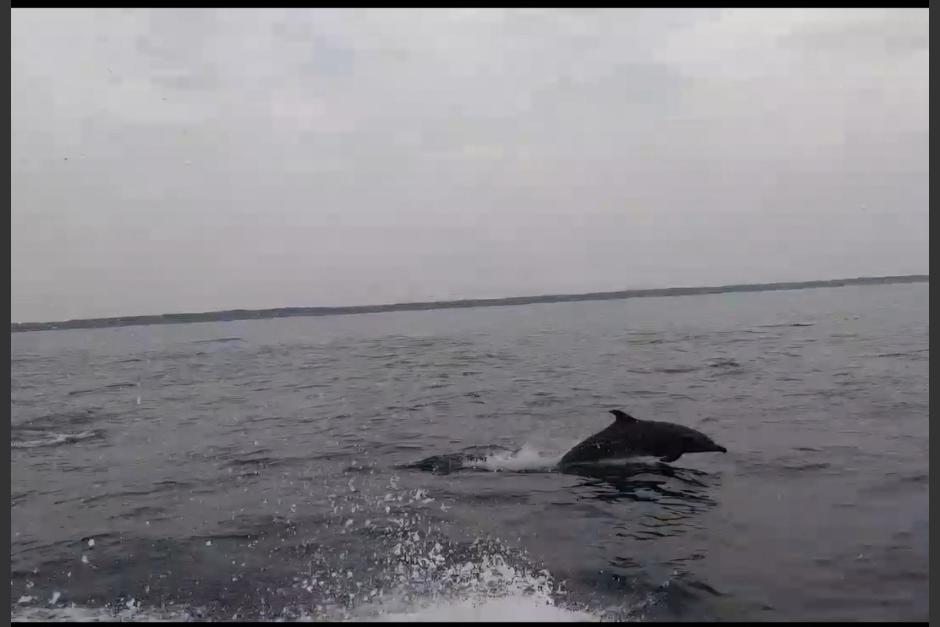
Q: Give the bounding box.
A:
[11,9,929,322]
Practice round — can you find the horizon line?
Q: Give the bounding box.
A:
[11,273,929,333]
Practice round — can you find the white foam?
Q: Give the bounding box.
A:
[470,444,562,473]
[343,536,600,623]
[375,595,599,622]
[11,599,597,623]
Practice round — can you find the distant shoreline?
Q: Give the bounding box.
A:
[10,274,928,333]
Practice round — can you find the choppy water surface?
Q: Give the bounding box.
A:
[11,283,929,621]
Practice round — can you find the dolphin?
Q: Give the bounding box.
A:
[558,409,727,467]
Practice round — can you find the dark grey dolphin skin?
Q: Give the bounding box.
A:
[558,409,727,466]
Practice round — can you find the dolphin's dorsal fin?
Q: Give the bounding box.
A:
[609,409,637,423]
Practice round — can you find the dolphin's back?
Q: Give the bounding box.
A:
[558,422,638,466]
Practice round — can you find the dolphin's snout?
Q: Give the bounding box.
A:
[716,445,727,453]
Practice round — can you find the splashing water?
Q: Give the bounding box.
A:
[11,472,604,622]
[283,478,596,621]
[331,544,598,622]
[468,444,563,473]
[400,443,568,475]
[281,476,603,622]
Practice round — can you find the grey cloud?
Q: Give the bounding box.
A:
[781,9,928,57]
[10,9,929,321]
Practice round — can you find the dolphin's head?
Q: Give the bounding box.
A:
[676,427,727,454]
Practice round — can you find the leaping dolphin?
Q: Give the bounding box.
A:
[558,409,727,467]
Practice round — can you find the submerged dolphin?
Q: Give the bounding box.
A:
[558,409,727,466]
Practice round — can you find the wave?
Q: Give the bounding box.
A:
[10,604,189,622]
[864,350,929,359]
[707,358,741,369]
[656,366,701,374]
[192,337,244,345]
[10,485,601,622]
[9,475,635,623]
[67,381,137,395]
[11,431,100,450]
